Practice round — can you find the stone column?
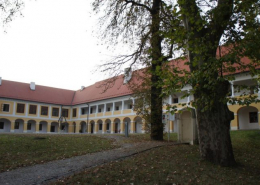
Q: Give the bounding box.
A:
[130,121,135,133]
[142,119,146,133]
[75,122,80,134]
[47,122,51,133]
[10,121,15,133]
[231,81,234,97]
[94,122,98,134]
[88,123,91,134]
[102,122,106,134]
[121,101,124,114]
[111,122,115,134]
[35,122,39,133]
[169,121,174,133]
[120,122,125,133]
[23,122,27,133]
[230,113,238,130]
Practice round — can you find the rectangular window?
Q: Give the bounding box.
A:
[39,124,42,131]
[52,108,59,117]
[99,123,102,130]
[16,103,25,113]
[116,106,119,111]
[27,123,31,130]
[81,108,85,115]
[0,122,4,129]
[62,109,69,117]
[15,122,19,129]
[73,108,77,117]
[2,104,10,112]
[98,108,101,113]
[107,107,110,111]
[41,106,48,116]
[29,105,37,114]
[173,98,179,104]
[129,104,133,109]
[90,108,93,114]
[249,112,258,123]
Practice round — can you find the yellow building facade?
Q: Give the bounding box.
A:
[0,70,260,135]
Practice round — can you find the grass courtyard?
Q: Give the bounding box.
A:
[52,130,260,185]
[0,134,117,172]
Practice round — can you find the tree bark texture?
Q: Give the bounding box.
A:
[150,0,164,140]
[194,80,236,166]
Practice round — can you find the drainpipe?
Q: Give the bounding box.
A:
[59,105,63,133]
[86,103,89,133]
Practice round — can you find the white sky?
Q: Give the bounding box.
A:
[0,0,127,90]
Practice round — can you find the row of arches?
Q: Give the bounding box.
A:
[0,116,144,134]
[0,118,69,133]
[79,116,144,134]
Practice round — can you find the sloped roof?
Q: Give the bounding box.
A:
[72,75,132,105]
[0,80,75,105]
[0,75,133,106]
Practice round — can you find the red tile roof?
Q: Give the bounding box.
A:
[72,75,132,105]
[0,80,75,105]
[0,76,133,105]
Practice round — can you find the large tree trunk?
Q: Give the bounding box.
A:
[150,0,164,140]
[194,80,236,166]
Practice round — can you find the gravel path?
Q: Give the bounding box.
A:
[0,135,172,185]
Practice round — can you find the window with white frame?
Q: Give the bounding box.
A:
[2,104,10,112]
[16,103,25,113]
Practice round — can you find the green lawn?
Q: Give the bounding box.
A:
[53,130,260,185]
[0,134,117,172]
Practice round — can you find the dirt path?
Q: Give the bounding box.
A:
[0,135,173,185]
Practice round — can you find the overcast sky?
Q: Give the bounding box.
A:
[0,0,127,90]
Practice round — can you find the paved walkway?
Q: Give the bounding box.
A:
[0,135,173,185]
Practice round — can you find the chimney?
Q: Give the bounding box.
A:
[30,82,35,91]
[0,77,2,86]
[123,67,132,84]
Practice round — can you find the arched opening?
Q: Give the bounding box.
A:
[27,120,36,133]
[50,122,59,133]
[97,120,103,134]
[80,121,87,133]
[14,119,24,133]
[90,120,95,134]
[60,122,69,133]
[39,121,48,133]
[123,117,131,134]
[113,118,121,133]
[134,116,143,133]
[238,106,259,130]
[0,118,11,133]
[105,119,111,134]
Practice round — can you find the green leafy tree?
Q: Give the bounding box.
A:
[162,0,260,166]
